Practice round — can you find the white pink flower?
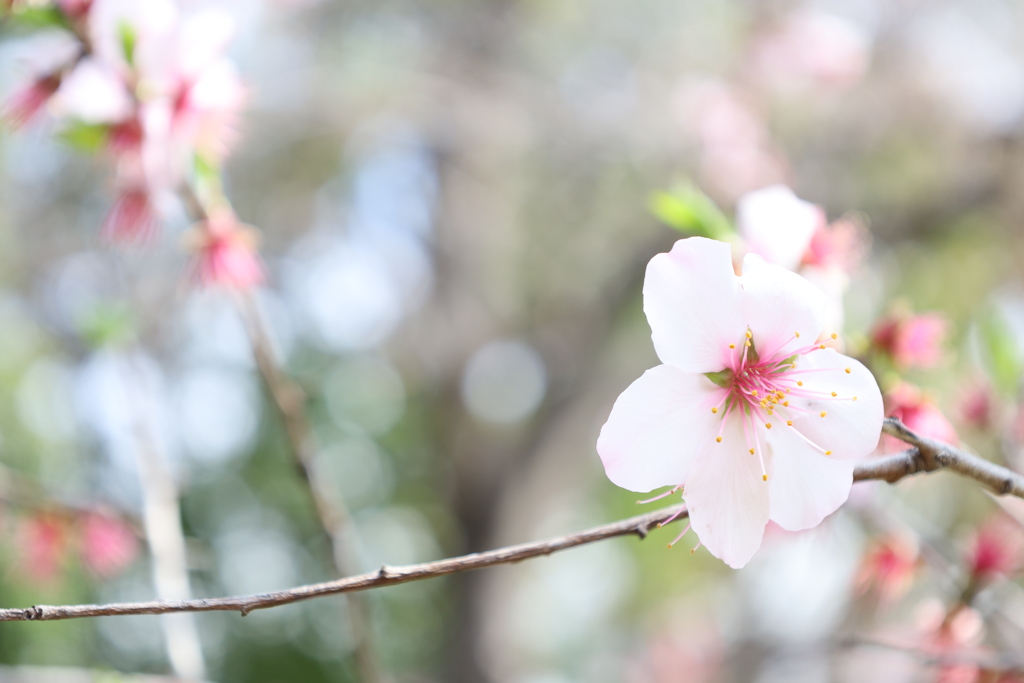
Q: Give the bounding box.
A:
[597,237,883,568]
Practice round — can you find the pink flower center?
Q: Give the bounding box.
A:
[707,329,855,480]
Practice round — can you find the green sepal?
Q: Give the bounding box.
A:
[772,354,798,372]
[58,121,110,152]
[703,368,734,388]
[118,21,137,67]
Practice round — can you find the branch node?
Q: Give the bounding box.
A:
[634,525,650,540]
[240,606,252,617]
[378,565,394,579]
[26,606,43,621]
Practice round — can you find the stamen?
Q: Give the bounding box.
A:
[711,407,718,414]
[667,522,692,548]
[825,450,832,455]
[762,474,768,481]
[818,344,826,349]
[831,392,837,397]
[831,333,838,340]
[765,422,772,429]
[820,411,827,417]
[745,330,752,339]
[637,486,680,505]
[729,344,736,349]
[845,367,851,374]
[794,331,800,338]
[748,448,755,455]
[797,381,803,386]
[657,508,688,529]
[786,420,793,426]
[690,541,703,555]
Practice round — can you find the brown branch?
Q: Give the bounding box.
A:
[2,418,1023,623]
[0,503,685,622]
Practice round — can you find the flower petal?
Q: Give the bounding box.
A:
[684,418,770,568]
[765,424,854,531]
[737,184,822,271]
[740,253,828,360]
[786,349,883,460]
[597,365,723,493]
[644,237,745,373]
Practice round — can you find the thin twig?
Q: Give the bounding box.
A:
[236,294,381,682]
[1,418,1022,623]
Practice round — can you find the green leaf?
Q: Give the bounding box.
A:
[57,121,109,152]
[118,20,137,67]
[703,368,734,388]
[977,308,1022,397]
[649,183,734,240]
[8,6,69,30]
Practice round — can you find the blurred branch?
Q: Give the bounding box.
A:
[235,293,382,683]
[4,418,1024,622]
[843,636,1024,673]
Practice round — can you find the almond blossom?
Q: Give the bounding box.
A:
[597,237,883,568]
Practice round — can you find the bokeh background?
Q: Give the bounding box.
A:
[2,0,1024,681]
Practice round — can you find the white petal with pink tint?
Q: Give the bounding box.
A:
[644,237,744,373]
[597,365,722,493]
[765,424,854,531]
[739,253,828,359]
[684,419,771,568]
[787,349,883,460]
[737,185,822,271]
[52,58,133,123]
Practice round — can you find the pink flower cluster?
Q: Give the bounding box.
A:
[16,510,139,584]
[3,0,261,288]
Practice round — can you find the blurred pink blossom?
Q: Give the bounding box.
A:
[737,184,824,271]
[57,0,93,18]
[749,10,870,92]
[872,312,949,369]
[78,513,138,578]
[966,513,1024,583]
[16,514,68,584]
[187,210,263,289]
[855,533,920,603]
[102,187,159,243]
[882,383,958,452]
[959,382,995,431]
[3,74,60,128]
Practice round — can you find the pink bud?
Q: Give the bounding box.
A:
[882,383,958,452]
[959,382,995,431]
[872,312,949,369]
[966,514,1024,582]
[855,534,919,603]
[78,513,138,578]
[57,0,92,18]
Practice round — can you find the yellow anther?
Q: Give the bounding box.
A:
[853,396,858,401]
[748,448,755,455]
[845,367,851,374]
[745,341,751,347]
[690,548,696,555]
[776,391,784,399]
[786,420,793,426]
[752,390,758,396]
[767,409,773,415]
[729,344,736,349]
[745,330,752,339]
[765,423,772,429]
[762,474,768,481]
[797,381,803,386]
[819,344,826,349]
[820,411,827,417]
[715,436,722,443]
[831,333,838,340]
[711,407,718,414]
[825,450,832,455]
[794,331,800,338]
[783,401,789,407]
[831,391,838,397]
